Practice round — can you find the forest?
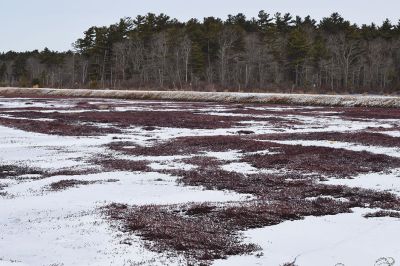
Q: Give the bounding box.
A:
[1,11,400,94]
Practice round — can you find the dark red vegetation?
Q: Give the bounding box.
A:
[94,158,150,172]
[181,156,224,168]
[330,107,400,120]
[105,203,258,265]
[108,135,278,156]
[102,132,400,264]
[4,98,398,138]
[0,100,305,136]
[105,184,400,265]
[44,168,100,177]
[0,116,120,136]
[227,104,400,121]
[49,179,96,191]
[105,144,400,265]
[3,98,400,264]
[0,183,7,197]
[110,135,400,178]
[0,164,43,179]
[261,131,400,148]
[237,130,255,135]
[364,210,400,219]
[3,110,240,130]
[104,199,350,264]
[48,179,118,191]
[0,164,99,182]
[243,145,400,178]
[166,168,400,210]
[0,107,60,112]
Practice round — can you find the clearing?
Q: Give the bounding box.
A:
[0,96,399,266]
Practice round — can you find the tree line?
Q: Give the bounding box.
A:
[1,12,400,94]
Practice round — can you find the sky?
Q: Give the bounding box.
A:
[1,0,399,52]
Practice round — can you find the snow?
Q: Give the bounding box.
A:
[204,150,243,161]
[0,125,106,170]
[221,162,258,175]
[382,131,400,138]
[0,114,249,265]
[0,171,246,266]
[0,98,74,109]
[323,169,400,196]
[214,208,400,266]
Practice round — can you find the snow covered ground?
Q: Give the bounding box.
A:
[214,208,400,266]
[0,97,399,266]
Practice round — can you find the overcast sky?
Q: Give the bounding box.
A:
[1,0,399,52]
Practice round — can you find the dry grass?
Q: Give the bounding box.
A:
[1,88,400,108]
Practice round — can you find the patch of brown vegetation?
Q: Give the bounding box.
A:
[3,101,306,134]
[261,131,400,148]
[104,203,258,265]
[49,179,96,191]
[367,125,400,133]
[5,110,240,129]
[165,168,400,210]
[332,107,400,120]
[0,164,99,182]
[0,164,44,179]
[48,178,118,191]
[105,187,399,265]
[142,126,157,131]
[227,104,400,121]
[103,132,400,266]
[75,101,107,110]
[94,158,150,172]
[4,98,399,264]
[107,133,400,265]
[108,135,276,156]
[364,210,400,219]
[0,107,58,112]
[44,168,100,177]
[237,130,255,135]
[104,171,400,264]
[0,183,8,197]
[110,135,400,178]
[181,156,224,169]
[0,116,120,136]
[242,144,400,178]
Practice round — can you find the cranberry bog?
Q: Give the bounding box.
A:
[0,96,399,266]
